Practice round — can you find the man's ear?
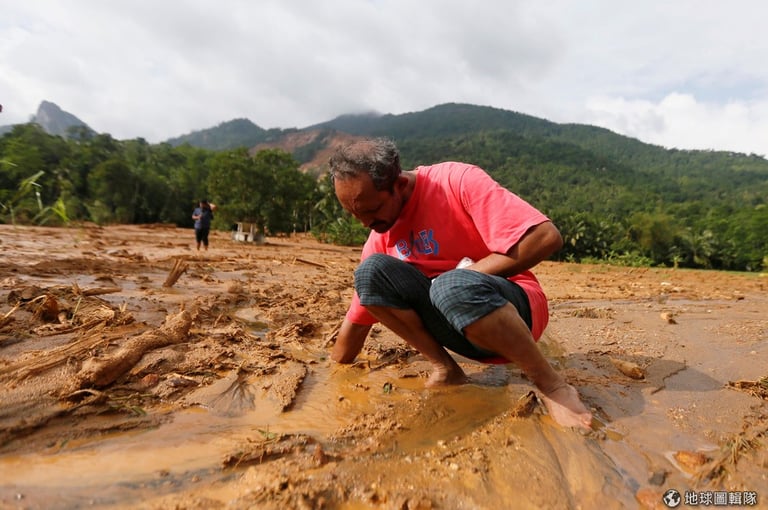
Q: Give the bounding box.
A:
[394,174,409,193]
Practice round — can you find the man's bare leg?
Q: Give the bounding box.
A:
[463,303,593,430]
[365,305,467,386]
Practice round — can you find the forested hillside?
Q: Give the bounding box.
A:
[1,103,766,272]
[165,118,277,151]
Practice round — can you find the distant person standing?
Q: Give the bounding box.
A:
[192,199,215,251]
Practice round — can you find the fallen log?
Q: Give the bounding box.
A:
[0,323,111,382]
[72,309,192,389]
[163,258,189,288]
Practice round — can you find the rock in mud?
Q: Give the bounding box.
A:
[673,450,710,474]
[610,358,646,380]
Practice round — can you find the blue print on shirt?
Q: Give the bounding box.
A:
[395,229,439,259]
[395,239,411,259]
[415,229,439,255]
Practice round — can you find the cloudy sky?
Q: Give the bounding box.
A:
[2,1,767,156]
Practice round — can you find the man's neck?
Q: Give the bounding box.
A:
[401,170,418,203]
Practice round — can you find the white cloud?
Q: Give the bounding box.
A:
[1,0,767,157]
[586,93,768,156]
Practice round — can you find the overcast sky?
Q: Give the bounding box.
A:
[2,1,768,156]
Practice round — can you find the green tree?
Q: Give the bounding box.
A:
[207,148,263,229]
[311,174,368,246]
[207,148,313,235]
[626,211,679,265]
[87,159,138,223]
[0,170,45,224]
[252,149,316,234]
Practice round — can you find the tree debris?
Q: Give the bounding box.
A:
[163,258,189,287]
[72,309,192,390]
[727,375,768,399]
[509,390,538,418]
[292,257,328,269]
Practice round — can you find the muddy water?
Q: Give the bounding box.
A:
[0,364,367,480]
[1,356,623,509]
[0,356,508,504]
[0,322,642,508]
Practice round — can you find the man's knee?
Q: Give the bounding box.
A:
[353,253,400,296]
[430,270,476,311]
[354,253,395,289]
[354,253,392,276]
[355,254,430,307]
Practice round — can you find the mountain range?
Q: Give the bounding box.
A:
[3,100,768,179]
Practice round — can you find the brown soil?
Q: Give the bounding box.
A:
[0,224,766,510]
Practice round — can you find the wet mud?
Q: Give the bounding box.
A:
[0,224,766,509]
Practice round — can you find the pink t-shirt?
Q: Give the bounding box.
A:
[346,162,551,341]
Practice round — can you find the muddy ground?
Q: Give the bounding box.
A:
[0,224,766,510]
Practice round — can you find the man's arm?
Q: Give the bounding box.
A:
[331,318,372,363]
[468,221,563,277]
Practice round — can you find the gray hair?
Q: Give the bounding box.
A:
[328,138,401,192]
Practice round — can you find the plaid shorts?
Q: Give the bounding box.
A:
[354,253,532,360]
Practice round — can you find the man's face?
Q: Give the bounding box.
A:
[334,174,403,233]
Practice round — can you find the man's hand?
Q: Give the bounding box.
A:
[331,319,371,363]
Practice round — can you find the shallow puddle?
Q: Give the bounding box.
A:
[0,316,636,509]
[0,355,600,509]
[0,360,460,501]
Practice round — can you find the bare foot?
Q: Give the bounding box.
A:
[425,363,468,387]
[539,384,593,430]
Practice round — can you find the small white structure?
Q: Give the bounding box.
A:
[232,222,265,244]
